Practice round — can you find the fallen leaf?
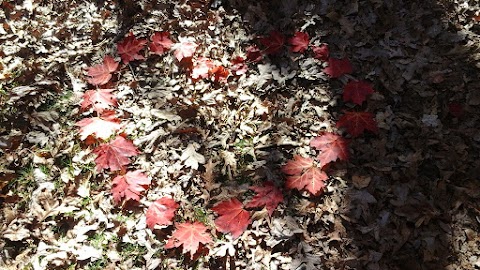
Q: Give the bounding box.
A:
[310,132,349,166]
[323,57,353,78]
[80,88,117,113]
[212,198,251,239]
[146,197,179,229]
[165,222,212,259]
[282,155,328,195]
[149,31,173,55]
[289,31,309,53]
[337,111,378,137]
[117,32,147,64]
[173,40,198,62]
[86,55,118,85]
[76,113,121,141]
[180,143,205,170]
[312,44,329,61]
[342,80,374,105]
[93,136,139,172]
[111,170,150,204]
[245,181,283,216]
[260,30,285,55]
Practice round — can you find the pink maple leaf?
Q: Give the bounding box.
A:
[173,41,198,62]
[80,88,117,113]
[149,31,173,55]
[86,56,119,85]
[310,132,349,166]
[93,135,139,172]
[146,197,179,229]
[111,170,151,204]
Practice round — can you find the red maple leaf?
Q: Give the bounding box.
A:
[448,102,464,118]
[282,155,328,195]
[76,115,121,141]
[343,80,374,105]
[149,31,173,55]
[281,155,315,176]
[111,170,150,204]
[289,31,309,53]
[146,197,179,229]
[337,111,378,137]
[245,45,263,63]
[210,65,230,82]
[212,198,251,239]
[260,30,285,55]
[117,33,147,64]
[165,222,212,259]
[81,88,117,113]
[310,132,349,166]
[230,56,248,75]
[93,135,139,172]
[312,44,329,61]
[323,57,353,78]
[86,55,118,85]
[173,41,198,62]
[245,181,283,216]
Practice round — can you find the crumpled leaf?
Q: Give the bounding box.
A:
[180,143,205,170]
[173,40,198,62]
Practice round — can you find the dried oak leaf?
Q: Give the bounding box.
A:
[289,31,309,53]
[81,88,117,113]
[323,57,353,78]
[117,33,147,64]
[173,41,198,62]
[337,111,378,137]
[111,170,150,204]
[146,197,179,229]
[245,181,283,216]
[212,198,251,239]
[165,222,212,259]
[93,135,139,172]
[76,111,121,140]
[343,80,374,105]
[86,56,118,85]
[282,155,328,195]
[260,30,285,55]
[180,143,205,170]
[310,132,349,166]
[149,31,173,55]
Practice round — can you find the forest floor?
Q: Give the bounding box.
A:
[1,0,480,269]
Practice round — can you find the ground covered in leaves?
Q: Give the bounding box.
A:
[1,0,480,269]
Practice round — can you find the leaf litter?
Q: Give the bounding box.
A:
[1,0,480,269]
